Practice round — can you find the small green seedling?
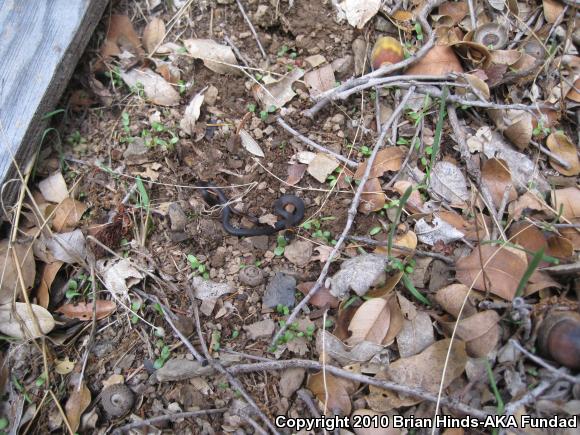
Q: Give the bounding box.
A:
[187,254,209,278]
[369,226,382,236]
[276,304,290,316]
[130,301,141,324]
[65,279,81,299]
[274,236,287,256]
[153,344,171,369]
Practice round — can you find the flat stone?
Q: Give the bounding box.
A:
[263,272,296,308]
[249,235,269,252]
[168,202,187,232]
[123,138,150,164]
[243,319,275,340]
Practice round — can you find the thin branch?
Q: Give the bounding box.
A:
[271,88,417,346]
[193,304,279,434]
[347,235,454,264]
[530,140,572,170]
[235,0,267,59]
[503,380,552,417]
[226,359,488,419]
[304,0,445,117]
[112,408,227,433]
[296,389,321,418]
[277,117,359,168]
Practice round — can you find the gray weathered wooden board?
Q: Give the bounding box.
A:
[0,0,108,212]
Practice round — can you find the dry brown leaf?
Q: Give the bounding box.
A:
[383,293,404,345]
[337,0,381,29]
[552,187,580,222]
[567,78,580,102]
[37,261,63,309]
[304,64,335,97]
[508,192,552,221]
[347,298,391,345]
[359,178,385,214]
[65,381,91,432]
[143,17,165,54]
[307,153,339,183]
[367,339,467,411]
[334,298,362,341]
[509,221,574,263]
[366,271,403,298]
[440,310,499,341]
[354,147,405,179]
[465,321,501,357]
[489,49,521,66]
[396,311,435,358]
[430,161,469,206]
[405,45,464,76]
[456,245,527,300]
[481,158,517,209]
[183,39,240,75]
[438,1,468,24]
[252,68,304,109]
[0,240,35,304]
[52,198,88,232]
[546,132,580,176]
[393,181,425,213]
[437,210,490,241]
[297,282,339,309]
[434,283,478,318]
[463,74,490,100]
[39,172,69,203]
[504,112,533,150]
[120,68,180,106]
[286,164,307,186]
[391,230,418,257]
[180,89,206,137]
[307,371,356,415]
[56,301,117,321]
[99,15,143,66]
[543,0,565,23]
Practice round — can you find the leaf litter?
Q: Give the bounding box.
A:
[7,0,580,432]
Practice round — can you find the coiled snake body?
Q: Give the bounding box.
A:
[198,183,305,237]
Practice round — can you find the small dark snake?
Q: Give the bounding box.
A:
[198,183,305,237]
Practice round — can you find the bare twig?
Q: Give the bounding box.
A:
[193,303,279,434]
[296,389,321,418]
[493,183,512,240]
[504,380,552,416]
[530,140,572,170]
[277,117,359,168]
[509,339,580,384]
[467,0,477,31]
[112,408,227,433]
[347,235,454,264]
[447,105,480,179]
[235,0,267,59]
[271,88,416,346]
[226,359,488,419]
[224,35,254,69]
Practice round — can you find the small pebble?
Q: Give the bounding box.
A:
[239,266,264,287]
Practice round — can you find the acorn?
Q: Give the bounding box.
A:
[537,311,580,371]
[101,384,135,418]
[371,36,405,70]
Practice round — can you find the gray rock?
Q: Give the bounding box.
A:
[249,235,269,252]
[331,55,353,79]
[263,272,296,308]
[123,138,149,164]
[155,359,214,381]
[279,368,306,398]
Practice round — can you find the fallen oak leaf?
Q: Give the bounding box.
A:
[359,178,385,214]
[37,261,63,308]
[120,68,180,106]
[65,380,91,433]
[56,301,117,321]
[307,371,356,415]
[347,297,391,345]
[142,17,165,55]
[52,198,88,232]
[354,146,405,179]
[297,282,339,308]
[546,132,580,176]
[481,158,517,209]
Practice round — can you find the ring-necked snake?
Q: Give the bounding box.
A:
[198,183,305,237]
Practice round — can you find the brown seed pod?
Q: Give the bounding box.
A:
[473,23,508,50]
[101,384,135,418]
[537,311,580,371]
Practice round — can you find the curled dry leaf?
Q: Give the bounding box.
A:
[252,68,304,109]
[367,339,467,411]
[439,1,468,25]
[546,132,580,176]
[307,371,356,415]
[307,153,339,183]
[184,39,240,75]
[551,187,580,249]
[481,158,518,209]
[396,311,435,358]
[543,0,565,23]
[39,172,69,203]
[65,381,91,433]
[120,68,180,106]
[316,330,383,366]
[503,112,533,150]
[0,240,35,304]
[440,310,500,357]
[239,129,265,158]
[297,282,339,309]
[0,302,55,339]
[37,261,63,308]
[52,198,88,232]
[347,297,391,345]
[180,88,205,136]
[508,192,552,221]
[56,300,117,321]
[142,17,165,54]
[415,215,465,246]
[99,15,143,66]
[354,147,405,179]
[405,45,464,76]
[437,210,490,241]
[434,283,478,318]
[43,230,87,264]
[97,258,143,302]
[393,181,425,213]
[359,178,385,214]
[509,221,574,263]
[430,161,469,206]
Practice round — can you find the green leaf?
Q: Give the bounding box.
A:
[369,226,382,235]
[388,185,413,256]
[515,247,545,298]
[425,86,448,183]
[274,246,285,256]
[402,273,431,305]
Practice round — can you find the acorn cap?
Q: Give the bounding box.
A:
[101,384,135,418]
[473,23,508,50]
[537,311,580,370]
[371,36,404,70]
